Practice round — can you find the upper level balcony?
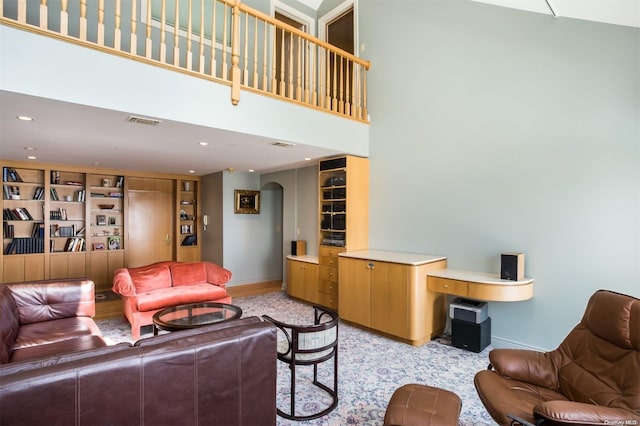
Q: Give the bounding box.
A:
[0,0,371,171]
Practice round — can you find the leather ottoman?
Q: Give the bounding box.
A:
[383,384,461,426]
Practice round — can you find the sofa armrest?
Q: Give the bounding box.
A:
[534,401,640,425]
[204,262,232,286]
[112,268,136,296]
[6,279,95,324]
[489,348,559,389]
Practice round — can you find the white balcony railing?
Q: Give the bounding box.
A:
[0,0,370,122]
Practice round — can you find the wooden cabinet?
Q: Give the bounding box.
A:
[3,254,45,282]
[2,160,199,285]
[87,173,124,254]
[287,257,318,303]
[49,252,87,279]
[339,250,447,346]
[318,246,343,309]
[427,270,534,302]
[316,155,368,310]
[90,250,124,292]
[176,179,200,262]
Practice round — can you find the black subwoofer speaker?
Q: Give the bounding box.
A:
[452,318,491,353]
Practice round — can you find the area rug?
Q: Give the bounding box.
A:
[97,291,495,425]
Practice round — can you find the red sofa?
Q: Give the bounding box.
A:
[112,261,232,338]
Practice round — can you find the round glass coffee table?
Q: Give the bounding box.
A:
[152,302,243,335]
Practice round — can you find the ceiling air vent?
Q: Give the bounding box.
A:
[126,115,162,126]
[271,141,296,147]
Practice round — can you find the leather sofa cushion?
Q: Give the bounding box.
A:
[4,342,131,374]
[0,286,19,364]
[13,316,102,350]
[130,264,172,293]
[170,262,207,287]
[136,284,228,311]
[10,335,107,363]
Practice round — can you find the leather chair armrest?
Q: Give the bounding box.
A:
[112,268,136,296]
[489,349,559,389]
[534,400,640,425]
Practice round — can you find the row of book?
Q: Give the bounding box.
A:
[4,237,44,254]
[50,188,86,201]
[51,237,86,252]
[3,223,45,239]
[4,207,35,221]
[50,208,69,220]
[3,167,23,183]
[50,224,84,237]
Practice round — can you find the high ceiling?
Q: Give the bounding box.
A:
[1,0,637,176]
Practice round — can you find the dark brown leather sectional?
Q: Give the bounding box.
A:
[1,279,278,426]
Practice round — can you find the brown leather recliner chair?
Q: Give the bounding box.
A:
[474,289,640,426]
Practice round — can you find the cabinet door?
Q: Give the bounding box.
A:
[24,255,45,281]
[67,253,87,278]
[90,251,109,289]
[371,262,410,338]
[338,257,371,327]
[287,260,306,299]
[49,254,68,279]
[4,256,25,282]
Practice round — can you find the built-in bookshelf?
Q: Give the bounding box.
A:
[88,174,124,252]
[176,178,199,262]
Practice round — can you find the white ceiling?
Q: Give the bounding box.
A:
[470,0,640,28]
[1,0,637,176]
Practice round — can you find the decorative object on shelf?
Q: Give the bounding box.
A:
[234,190,260,214]
[93,242,105,250]
[109,216,116,225]
[181,235,197,246]
[183,181,191,191]
[102,178,113,187]
[96,215,107,226]
[108,236,120,250]
[98,204,114,209]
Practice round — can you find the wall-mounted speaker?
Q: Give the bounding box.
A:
[501,252,525,281]
[291,240,307,256]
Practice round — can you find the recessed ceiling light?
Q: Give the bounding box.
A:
[24,147,36,151]
[304,158,311,161]
[188,170,195,174]
[198,141,209,146]
[248,169,255,173]
[26,155,36,160]
[17,115,33,121]
[93,162,101,166]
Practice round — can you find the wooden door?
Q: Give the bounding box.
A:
[371,262,410,338]
[127,189,174,267]
[338,257,371,327]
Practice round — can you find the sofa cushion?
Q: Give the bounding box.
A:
[136,284,229,311]
[0,286,19,364]
[13,317,102,350]
[3,342,132,374]
[10,335,108,363]
[130,265,172,293]
[170,262,208,287]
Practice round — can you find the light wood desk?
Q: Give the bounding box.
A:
[427,269,534,302]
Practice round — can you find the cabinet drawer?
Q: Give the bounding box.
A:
[319,256,339,268]
[319,265,338,282]
[428,276,468,296]
[318,279,338,295]
[317,292,338,310]
[319,246,345,258]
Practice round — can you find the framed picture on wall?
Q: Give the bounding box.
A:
[234,190,260,214]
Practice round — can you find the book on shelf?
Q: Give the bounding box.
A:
[3,167,23,182]
[4,237,44,254]
[33,186,44,200]
[50,187,59,201]
[76,189,86,202]
[3,207,34,221]
[51,170,61,184]
[31,222,45,238]
[3,223,14,238]
[65,181,83,186]
[116,176,124,188]
[63,237,85,252]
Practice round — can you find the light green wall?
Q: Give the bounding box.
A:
[359,0,640,350]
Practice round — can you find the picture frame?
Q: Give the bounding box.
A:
[96,215,107,226]
[107,236,120,250]
[108,216,116,225]
[93,242,105,250]
[234,190,260,214]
